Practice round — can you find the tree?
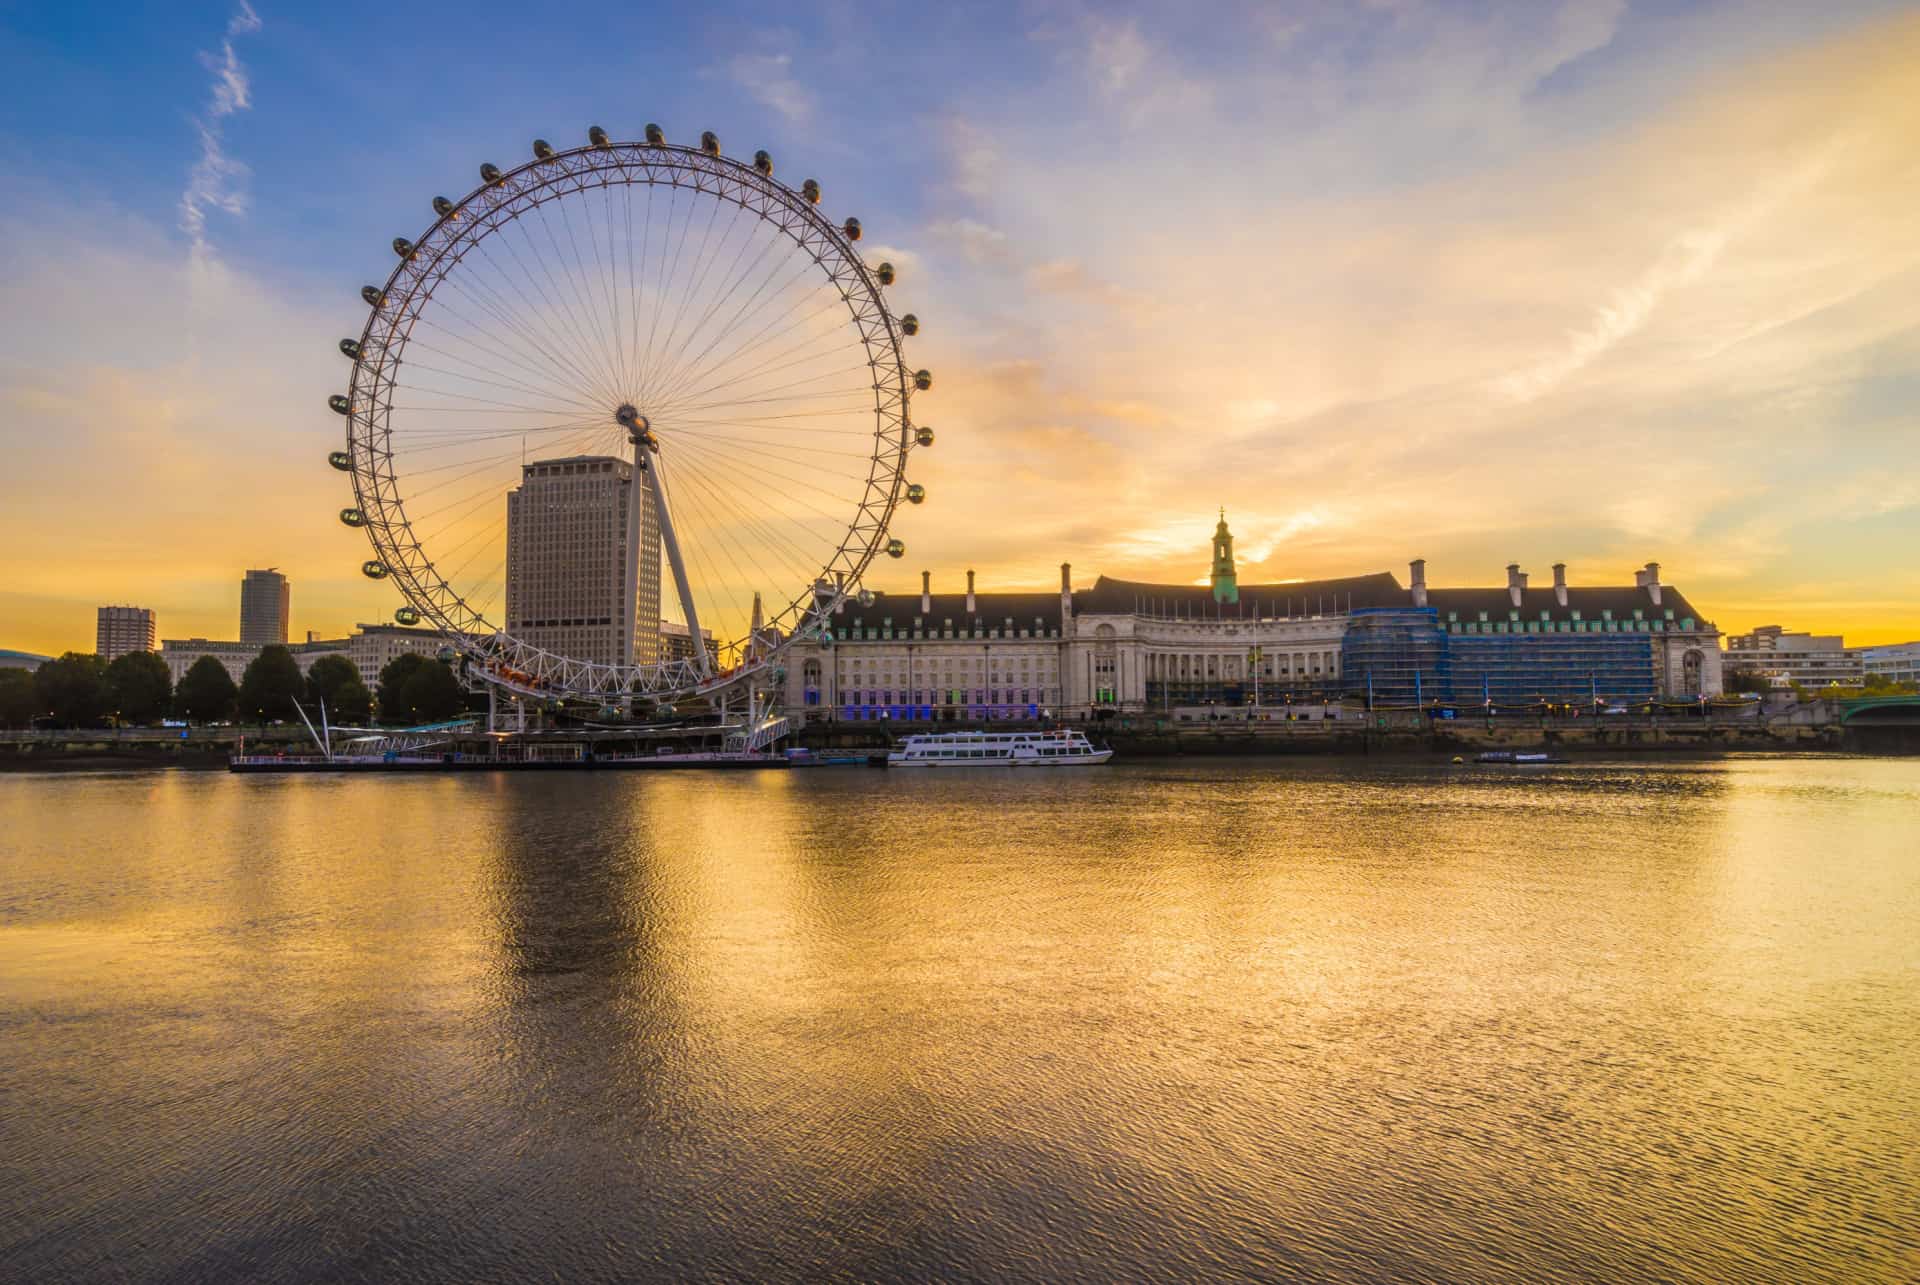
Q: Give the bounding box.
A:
[305,654,372,723]
[377,653,428,724]
[34,652,108,728]
[378,653,464,724]
[174,655,239,724]
[0,668,38,728]
[104,651,172,725]
[238,645,305,723]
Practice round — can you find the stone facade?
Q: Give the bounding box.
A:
[777,519,1724,720]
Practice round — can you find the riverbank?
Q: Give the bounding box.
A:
[5,713,1911,772]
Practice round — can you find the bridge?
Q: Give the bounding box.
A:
[1837,696,1920,726]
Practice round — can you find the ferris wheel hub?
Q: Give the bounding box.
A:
[614,403,655,448]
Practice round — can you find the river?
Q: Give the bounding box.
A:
[2,756,1915,1282]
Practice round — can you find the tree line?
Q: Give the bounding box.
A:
[0,649,478,729]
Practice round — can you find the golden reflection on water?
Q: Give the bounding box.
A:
[2,757,1917,1281]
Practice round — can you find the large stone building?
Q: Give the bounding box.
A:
[161,622,452,687]
[1850,641,1920,686]
[505,455,661,668]
[1724,625,1863,689]
[779,516,1723,721]
[239,569,290,645]
[96,606,156,660]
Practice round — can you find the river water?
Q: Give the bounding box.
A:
[1,757,1915,1282]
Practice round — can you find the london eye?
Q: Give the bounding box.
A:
[326,126,931,705]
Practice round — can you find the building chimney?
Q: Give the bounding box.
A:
[1409,558,1428,608]
[966,568,976,613]
[1552,562,1568,608]
[921,570,932,614]
[1060,562,1074,632]
[1643,561,1662,607]
[1507,563,1527,608]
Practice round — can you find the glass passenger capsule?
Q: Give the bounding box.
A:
[876,262,895,286]
[843,216,862,241]
[906,483,926,504]
[900,313,919,336]
[392,237,414,258]
[753,150,773,175]
[802,178,821,204]
[394,606,421,626]
[480,162,503,185]
[328,395,352,415]
[339,508,366,527]
[858,588,876,608]
[915,426,935,447]
[362,560,390,580]
[532,138,554,159]
[700,130,721,155]
[361,286,384,307]
[328,451,352,471]
[588,125,609,147]
[645,123,665,145]
[886,539,906,559]
[913,369,932,391]
[433,196,454,217]
[338,338,361,359]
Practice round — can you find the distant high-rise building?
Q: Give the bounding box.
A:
[660,619,719,668]
[505,456,660,668]
[239,569,290,645]
[96,606,157,660]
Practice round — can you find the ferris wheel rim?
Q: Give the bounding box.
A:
[338,137,914,704]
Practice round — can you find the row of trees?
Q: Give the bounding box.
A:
[0,648,476,729]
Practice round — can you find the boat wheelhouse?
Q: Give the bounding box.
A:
[887,729,1112,767]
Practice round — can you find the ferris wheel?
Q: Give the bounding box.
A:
[325,125,932,704]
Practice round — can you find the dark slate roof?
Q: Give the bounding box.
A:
[1073,572,1406,617]
[825,590,1066,635]
[1422,584,1708,625]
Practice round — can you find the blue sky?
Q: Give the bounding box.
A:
[2,0,1918,651]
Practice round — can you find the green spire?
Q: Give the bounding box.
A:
[1210,508,1238,604]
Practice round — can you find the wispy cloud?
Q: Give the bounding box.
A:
[1493,145,1840,403]
[726,52,814,126]
[180,2,262,258]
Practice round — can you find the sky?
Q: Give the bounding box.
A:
[2,0,1917,655]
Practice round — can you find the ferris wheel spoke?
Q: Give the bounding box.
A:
[670,441,831,574]
[440,264,619,410]
[668,433,863,527]
[640,224,792,400]
[390,419,609,463]
[653,300,860,414]
[609,178,645,398]
[643,204,765,394]
[643,198,752,405]
[552,186,630,401]
[463,226,615,395]
[670,412,884,433]
[639,194,727,400]
[638,182,700,403]
[645,222,832,401]
[524,198,625,402]
[675,428,875,462]
[648,257,834,407]
[413,301,608,407]
[396,347,604,414]
[667,449,841,595]
[483,217,623,404]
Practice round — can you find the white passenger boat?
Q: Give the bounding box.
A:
[887,730,1113,767]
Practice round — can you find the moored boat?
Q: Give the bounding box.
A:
[887,729,1112,767]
